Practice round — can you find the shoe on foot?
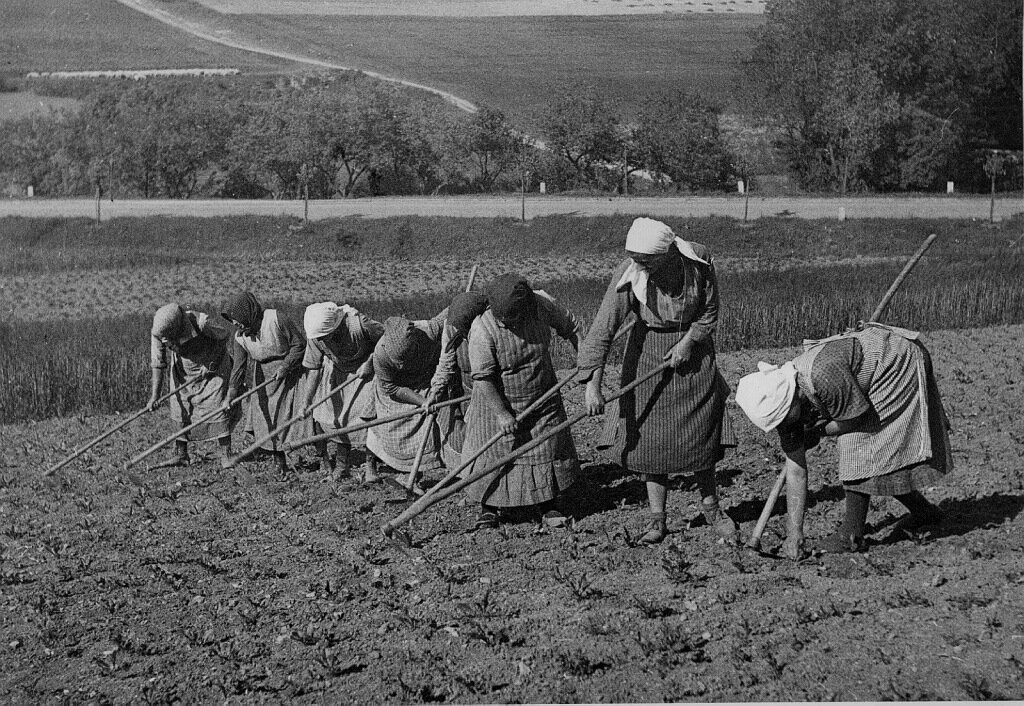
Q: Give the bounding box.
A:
[150,453,189,470]
[812,530,867,554]
[700,500,738,543]
[319,457,335,475]
[542,509,569,528]
[639,512,667,544]
[475,510,500,530]
[361,461,381,484]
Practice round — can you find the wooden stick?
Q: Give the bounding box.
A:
[225,374,361,468]
[746,233,940,551]
[286,394,471,451]
[465,264,478,293]
[127,377,274,468]
[45,373,203,477]
[745,466,787,551]
[868,233,937,323]
[403,412,436,492]
[382,360,672,536]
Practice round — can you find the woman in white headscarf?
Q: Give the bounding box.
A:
[736,323,951,559]
[300,302,384,476]
[147,303,236,468]
[578,218,737,544]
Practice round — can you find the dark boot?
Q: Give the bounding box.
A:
[895,491,943,530]
[700,498,738,543]
[814,489,869,553]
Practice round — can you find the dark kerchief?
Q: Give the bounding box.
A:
[447,292,489,338]
[381,316,430,367]
[486,274,535,326]
[221,291,262,329]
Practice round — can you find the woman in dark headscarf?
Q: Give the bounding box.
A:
[460,275,581,530]
[578,218,737,544]
[222,291,309,474]
[363,313,446,484]
[428,291,490,469]
[147,303,236,468]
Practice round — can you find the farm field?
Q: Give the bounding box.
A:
[2,325,1023,701]
[0,0,295,75]
[193,0,766,15]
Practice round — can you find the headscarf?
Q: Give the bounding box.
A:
[381,316,431,368]
[617,217,709,303]
[221,291,262,330]
[735,361,799,432]
[152,304,198,346]
[446,292,489,338]
[303,302,348,340]
[485,274,535,326]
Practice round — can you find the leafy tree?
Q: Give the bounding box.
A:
[633,91,733,192]
[541,85,622,189]
[448,107,523,192]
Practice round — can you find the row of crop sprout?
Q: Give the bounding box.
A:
[2,257,1022,424]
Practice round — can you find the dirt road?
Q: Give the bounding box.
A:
[1,195,1020,221]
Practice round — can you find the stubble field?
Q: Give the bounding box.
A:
[1,214,1023,701]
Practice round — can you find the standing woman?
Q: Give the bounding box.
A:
[462,275,581,529]
[147,304,236,468]
[300,302,384,476]
[735,323,951,559]
[578,217,737,544]
[428,292,490,469]
[221,291,308,474]
[364,313,446,484]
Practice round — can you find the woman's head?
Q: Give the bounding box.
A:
[485,274,535,328]
[735,361,799,432]
[304,302,345,340]
[152,304,196,348]
[221,291,263,335]
[624,217,683,277]
[447,292,489,339]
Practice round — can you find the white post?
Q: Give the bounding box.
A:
[946,181,954,194]
[539,182,546,195]
[737,180,745,194]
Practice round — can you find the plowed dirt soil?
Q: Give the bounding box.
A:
[2,326,1022,702]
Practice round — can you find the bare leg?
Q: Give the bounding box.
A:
[362,453,380,484]
[217,436,232,469]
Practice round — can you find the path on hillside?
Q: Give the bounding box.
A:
[111,0,480,113]
[1,195,1020,221]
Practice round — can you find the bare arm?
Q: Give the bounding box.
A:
[782,445,809,561]
[476,376,516,435]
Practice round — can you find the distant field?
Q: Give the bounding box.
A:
[216,13,760,117]
[195,0,765,15]
[1,0,295,74]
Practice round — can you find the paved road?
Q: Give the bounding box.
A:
[1,195,1020,221]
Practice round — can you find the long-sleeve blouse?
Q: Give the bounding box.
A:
[578,250,719,373]
[228,309,306,390]
[302,308,385,374]
[150,311,231,370]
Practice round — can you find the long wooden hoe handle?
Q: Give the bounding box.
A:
[127,377,275,468]
[745,233,939,551]
[225,374,362,468]
[382,359,673,537]
[403,412,437,492]
[45,373,204,477]
[287,394,471,452]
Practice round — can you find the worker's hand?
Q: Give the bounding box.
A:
[146,394,160,412]
[584,382,605,416]
[496,410,517,436]
[782,534,806,561]
[356,360,374,380]
[663,339,694,369]
[226,387,241,408]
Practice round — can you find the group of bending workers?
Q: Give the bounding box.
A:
[148,217,951,558]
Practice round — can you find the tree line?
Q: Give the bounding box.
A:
[0,74,733,199]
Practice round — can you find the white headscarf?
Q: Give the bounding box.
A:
[735,361,798,432]
[303,302,350,340]
[617,217,709,302]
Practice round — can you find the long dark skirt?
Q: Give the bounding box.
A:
[598,326,734,475]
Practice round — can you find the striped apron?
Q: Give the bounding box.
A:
[461,312,579,508]
[599,322,735,476]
